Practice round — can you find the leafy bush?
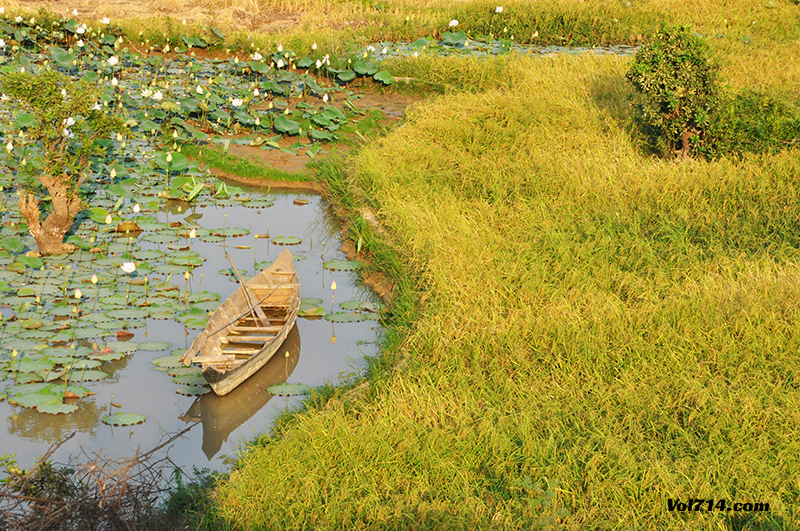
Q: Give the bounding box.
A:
[626,24,720,158]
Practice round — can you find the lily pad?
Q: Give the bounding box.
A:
[102,412,146,426]
[267,382,313,396]
[173,373,208,386]
[152,356,183,368]
[137,341,172,352]
[324,312,369,323]
[272,236,302,245]
[324,260,361,271]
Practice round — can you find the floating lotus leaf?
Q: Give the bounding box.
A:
[132,248,165,259]
[168,255,203,267]
[6,382,51,398]
[173,373,208,386]
[154,264,189,275]
[175,385,210,396]
[14,373,45,384]
[141,233,180,244]
[138,341,172,351]
[298,306,327,317]
[324,260,361,271]
[244,198,274,208]
[89,349,127,361]
[339,300,382,312]
[176,308,207,323]
[300,298,324,305]
[103,341,140,353]
[272,236,302,245]
[38,399,79,415]
[184,318,209,329]
[168,367,202,377]
[324,312,369,323]
[199,235,225,243]
[95,321,135,331]
[15,358,55,373]
[18,330,51,340]
[107,308,150,320]
[64,385,92,398]
[267,383,313,396]
[70,369,109,382]
[152,356,183,368]
[102,412,145,426]
[81,313,114,323]
[9,384,62,408]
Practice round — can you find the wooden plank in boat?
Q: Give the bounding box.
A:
[193,354,236,363]
[226,335,275,343]
[230,325,283,333]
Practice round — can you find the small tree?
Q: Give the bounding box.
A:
[1,70,126,255]
[626,25,720,158]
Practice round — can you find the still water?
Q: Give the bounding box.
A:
[0,188,382,473]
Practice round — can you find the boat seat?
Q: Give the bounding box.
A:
[229,325,284,333]
[225,335,275,343]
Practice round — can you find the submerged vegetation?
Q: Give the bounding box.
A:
[0,0,799,530]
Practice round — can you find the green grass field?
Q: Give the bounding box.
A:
[12,0,800,529]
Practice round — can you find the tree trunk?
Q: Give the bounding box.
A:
[18,176,80,256]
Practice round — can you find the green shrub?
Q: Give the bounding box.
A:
[626,24,720,158]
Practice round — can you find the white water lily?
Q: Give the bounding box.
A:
[73,9,78,16]
[76,39,84,47]
[496,5,503,12]
[189,228,196,239]
[166,152,173,162]
[323,93,329,103]
[116,132,123,141]
[110,167,116,178]
[277,44,283,52]
[111,77,118,86]
[102,17,110,25]
[121,262,136,274]
[133,203,140,213]
[312,42,317,50]
[74,288,82,299]
[15,16,22,23]
[315,59,322,68]
[449,19,459,27]
[105,214,113,225]
[276,58,284,68]
[92,103,101,110]
[91,273,98,284]
[63,116,75,127]
[382,46,388,54]
[533,30,539,38]
[196,85,203,94]
[63,128,74,138]
[76,24,86,35]
[141,88,152,98]
[152,91,163,101]
[231,97,243,107]
[0,94,7,102]
[108,56,118,66]
[253,52,263,61]
[253,88,259,97]
[0,39,5,48]
[5,141,12,152]
[331,280,337,291]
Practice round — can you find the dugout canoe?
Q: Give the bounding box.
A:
[180,249,300,396]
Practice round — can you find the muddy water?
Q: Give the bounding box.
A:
[1,189,382,471]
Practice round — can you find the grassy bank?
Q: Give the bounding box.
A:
[212,51,800,529]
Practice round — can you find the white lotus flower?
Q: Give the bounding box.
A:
[92,103,101,110]
[166,152,173,162]
[73,9,78,16]
[382,47,388,54]
[107,55,118,66]
[367,45,375,52]
[105,214,113,224]
[253,88,259,97]
[449,19,459,27]
[91,273,98,284]
[133,203,140,213]
[15,16,22,23]
[0,40,5,48]
[496,5,503,12]
[76,25,86,35]
[110,168,116,178]
[312,42,317,50]
[111,77,118,86]
[253,52,263,61]
[6,141,12,152]
[231,98,242,107]
[152,91,163,100]
[74,288,82,299]
[323,93,329,103]
[116,132,122,141]
[277,44,283,52]
[121,262,136,274]
[0,8,4,15]
[276,58,284,68]
[102,17,110,25]
[189,228,196,238]
[76,39,84,47]
[61,88,67,97]
[63,128,74,138]
[196,85,204,95]
[331,280,337,290]
[63,116,75,127]
[0,94,7,102]
[141,88,152,98]
[315,59,322,68]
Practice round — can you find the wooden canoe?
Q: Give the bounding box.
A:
[180,249,301,396]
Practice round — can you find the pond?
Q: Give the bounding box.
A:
[0,187,384,471]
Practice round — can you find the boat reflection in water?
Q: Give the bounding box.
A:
[180,324,301,459]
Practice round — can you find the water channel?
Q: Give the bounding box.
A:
[0,186,383,472]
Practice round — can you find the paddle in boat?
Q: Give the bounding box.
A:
[180,249,301,396]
